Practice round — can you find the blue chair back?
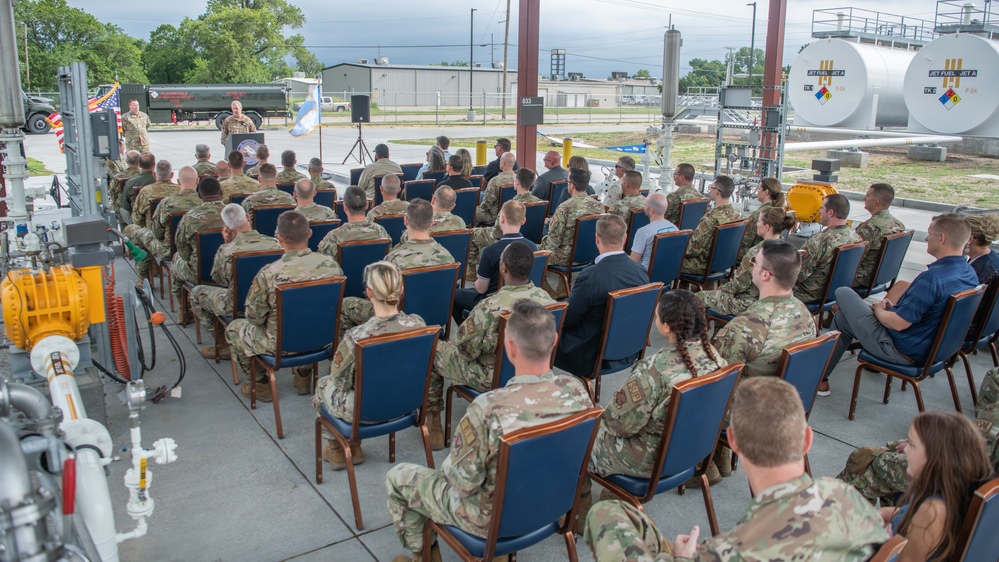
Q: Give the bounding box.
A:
[274,277,345,356]
[567,215,602,266]
[594,283,664,377]
[453,188,480,226]
[472,166,488,176]
[277,183,295,196]
[648,230,692,288]
[493,303,567,390]
[231,250,283,316]
[355,327,440,423]
[150,197,163,218]
[778,332,839,416]
[499,185,517,207]
[492,409,603,538]
[928,288,985,368]
[657,363,742,478]
[678,198,710,231]
[431,229,472,281]
[956,478,999,562]
[314,189,336,209]
[349,168,363,186]
[253,204,295,238]
[868,230,914,292]
[548,180,568,217]
[404,179,436,202]
[529,251,550,288]
[230,194,249,207]
[969,277,999,347]
[400,163,423,182]
[373,174,403,206]
[401,264,460,336]
[467,175,484,188]
[168,212,186,256]
[522,202,548,244]
[423,170,448,184]
[626,209,651,252]
[195,230,225,285]
[818,242,867,305]
[374,214,406,246]
[705,221,747,276]
[307,220,340,252]
[337,239,391,298]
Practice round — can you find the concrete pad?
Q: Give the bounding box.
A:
[827,149,869,169]
[283,538,377,561]
[907,145,947,162]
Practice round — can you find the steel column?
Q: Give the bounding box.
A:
[515,0,540,169]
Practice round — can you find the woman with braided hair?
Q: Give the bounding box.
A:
[966,213,999,284]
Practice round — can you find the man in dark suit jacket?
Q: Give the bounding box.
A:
[555,213,650,379]
[482,137,519,184]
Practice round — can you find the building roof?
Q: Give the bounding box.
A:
[322,62,516,73]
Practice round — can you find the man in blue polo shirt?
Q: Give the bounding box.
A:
[818,213,978,396]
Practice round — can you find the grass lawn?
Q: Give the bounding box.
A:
[28,157,54,176]
[393,132,999,207]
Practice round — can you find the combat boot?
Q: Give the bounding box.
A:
[714,446,732,478]
[426,411,446,451]
[240,380,272,402]
[575,487,593,536]
[683,462,721,488]
[393,542,442,562]
[292,367,311,395]
[201,343,231,360]
[323,440,365,471]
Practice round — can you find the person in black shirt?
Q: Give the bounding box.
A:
[437,155,472,190]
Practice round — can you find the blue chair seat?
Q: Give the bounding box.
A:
[257,346,332,369]
[320,404,421,440]
[442,523,559,558]
[453,385,483,401]
[602,468,697,497]
[857,349,944,380]
[679,270,728,284]
[963,334,994,354]
[547,261,592,274]
[854,283,888,298]
[705,308,735,323]
[804,300,836,314]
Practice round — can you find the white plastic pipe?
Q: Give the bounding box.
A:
[74,448,120,562]
[787,126,959,138]
[784,136,962,152]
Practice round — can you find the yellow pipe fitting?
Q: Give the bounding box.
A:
[1,265,93,351]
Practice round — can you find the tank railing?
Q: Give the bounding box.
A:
[812,7,937,42]
[934,0,995,30]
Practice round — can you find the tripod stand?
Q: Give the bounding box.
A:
[342,122,372,166]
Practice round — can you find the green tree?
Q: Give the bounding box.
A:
[14,0,147,90]
[679,58,726,93]
[143,24,197,84]
[633,68,651,79]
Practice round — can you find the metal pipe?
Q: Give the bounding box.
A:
[784,135,962,152]
[1,380,55,421]
[0,422,31,504]
[787,125,958,138]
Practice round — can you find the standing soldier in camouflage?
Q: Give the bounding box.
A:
[475,152,517,226]
[467,168,540,282]
[699,207,797,316]
[241,163,294,215]
[737,177,786,261]
[317,187,389,259]
[191,203,282,359]
[226,211,344,399]
[132,160,180,229]
[293,179,337,222]
[838,366,999,506]
[170,181,226,315]
[244,144,268,178]
[585,377,889,562]
[540,167,604,295]
[109,150,142,215]
[220,150,260,203]
[314,261,426,468]
[307,157,336,199]
[120,153,157,225]
[602,155,635,207]
[681,175,743,276]
[853,183,906,288]
[425,242,553,449]
[398,186,465,244]
[665,163,703,226]
[219,100,256,148]
[386,300,594,562]
[275,150,307,185]
[793,194,864,304]
[608,170,646,222]
[367,174,409,219]
[121,99,151,153]
[340,200,454,332]
[192,144,216,177]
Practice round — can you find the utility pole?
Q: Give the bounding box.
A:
[468,8,476,120]
[23,22,28,90]
[501,0,511,119]
[748,2,757,92]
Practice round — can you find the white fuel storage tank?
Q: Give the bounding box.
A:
[904,33,999,136]
[788,39,914,129]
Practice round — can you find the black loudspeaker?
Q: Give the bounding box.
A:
[351,95,370,123]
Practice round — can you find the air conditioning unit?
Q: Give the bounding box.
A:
[375,57,389,66]
[356,59,369,64]
[491,62,505,69]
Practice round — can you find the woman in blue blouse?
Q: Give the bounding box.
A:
[966,214,999,284]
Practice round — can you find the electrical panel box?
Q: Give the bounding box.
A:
[90,110,120,159]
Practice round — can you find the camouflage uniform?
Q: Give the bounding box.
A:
[736,201,774,262]
[276,169,306,185]
[296,203,338,222]
[119,171,156,224]
[603,179,624,207]
[191,230,281,338]
[386,370,594,553]
[244,163,264,178]
[665,184,703,225]
[584,475,888,562]
[713,294,815,378]
[311,175,336,194]
[121,111,151,153]
[193,160,217,177]
[427,283,554,411]
[241,186,295,216]
[468,192,541,276]
[541,193,605,267]
[219,114,256,146]
[697,243,761,316]
[475,170,516,225]
[221,174,261,203]
[399,211,465,244]
[106,156,128,177]
[838,366,999,506]
[681,204,743,275]
[367,198,409,220]
[109,167,141,214]
[225,249,343,378]
[793,225,863,304]
[316,312,426,424]
[132,181,179,229]
[340,239,455,332]
[316,220,389,259]
[854,209,906,288]
[610,194,647,223]
[169,201,225,298]
[150,191,202,253]
[589,342,721,477]
[358,159,403,200]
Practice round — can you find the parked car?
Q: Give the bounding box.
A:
[293,97,350,112]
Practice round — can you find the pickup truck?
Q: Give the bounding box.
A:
[294,97,350,112]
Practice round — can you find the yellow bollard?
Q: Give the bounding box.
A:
[476,140,488,166]
[562,138,573,167]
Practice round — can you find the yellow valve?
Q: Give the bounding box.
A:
[786,182,838,223]
[1,265,95,351]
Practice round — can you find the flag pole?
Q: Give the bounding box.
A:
[317,76,323,163]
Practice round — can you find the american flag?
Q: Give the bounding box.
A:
[47,82,122,153]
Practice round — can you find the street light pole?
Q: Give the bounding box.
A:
[469,8,477,117]
[501,0,511,119]
[748,2,757,92]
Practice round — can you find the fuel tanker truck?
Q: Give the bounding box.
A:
[98,83,289,129]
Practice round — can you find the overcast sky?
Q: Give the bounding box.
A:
[74,0,940,79]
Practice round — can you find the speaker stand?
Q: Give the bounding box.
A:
[343,123,373,166]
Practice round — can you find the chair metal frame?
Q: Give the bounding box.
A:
[249,277,346,439]
[956,276,999,407]
[677,198,710,231]
[336,238,392,299]
[546,214,602,297]
[373,213,407,246]
[679,220,747,291]
[646,229,692,291]
[400,263,461,340]
[804,241,868,332]
[587,283,664,402]
[426,408,605,562]
[855,230,915,298]
[314,326,441,529]
[848,287,985,420]
[954,477,999,561]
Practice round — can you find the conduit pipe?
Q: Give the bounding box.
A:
[784,136,962,152]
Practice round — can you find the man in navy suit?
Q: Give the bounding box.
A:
[555,213,651,380]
